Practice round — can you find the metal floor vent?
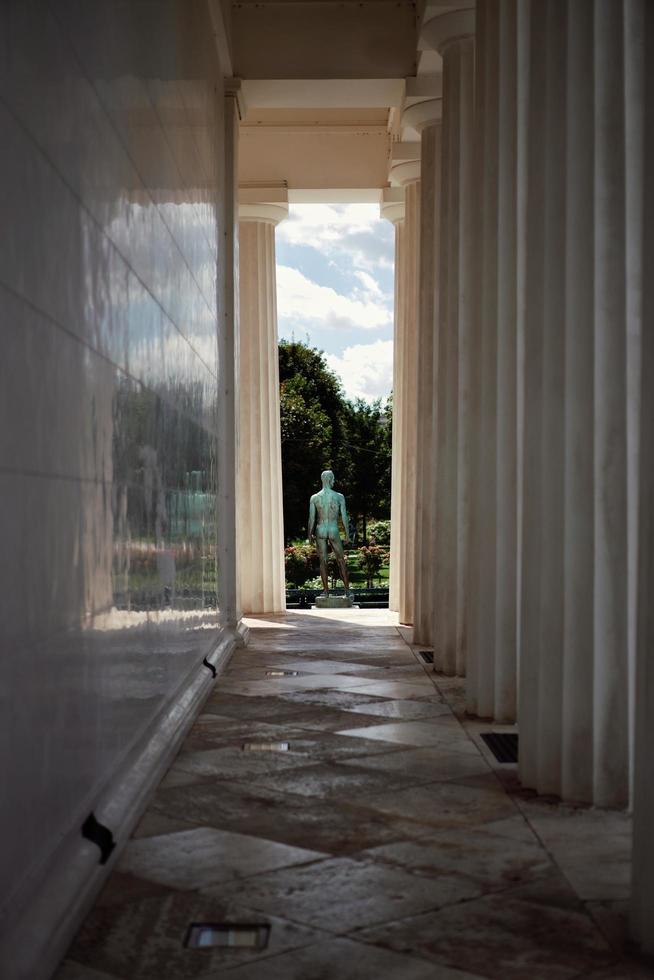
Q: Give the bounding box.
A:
[418,650,434,664]
[185,923,270,950]
[481,732,519,763]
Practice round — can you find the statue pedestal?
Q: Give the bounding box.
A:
[313,594,357,609]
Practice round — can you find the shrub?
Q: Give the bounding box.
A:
[358,544,389,588]
[366,519,391,545]
[284,542,320,587]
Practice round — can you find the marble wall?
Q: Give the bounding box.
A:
[0,0,226,933]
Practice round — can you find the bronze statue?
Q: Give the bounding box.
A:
[308,470,351,595]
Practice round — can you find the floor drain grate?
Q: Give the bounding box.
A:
[418,650,434,664]
[242,741,290,752]
[185,923,270,950]
[266,670,299,677]
[481,732,519,763]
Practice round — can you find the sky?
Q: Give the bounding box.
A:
[275,203,395,404]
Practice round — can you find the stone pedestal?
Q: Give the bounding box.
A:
[313,594,357,609]
[237,203,287,614]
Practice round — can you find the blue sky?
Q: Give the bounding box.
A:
[275,204,395,403]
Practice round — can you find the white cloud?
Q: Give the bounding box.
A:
[277,265,392,333]
[277,203,394,271]
[326,340,394,403]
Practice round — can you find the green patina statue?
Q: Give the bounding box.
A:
[308,470,351,596]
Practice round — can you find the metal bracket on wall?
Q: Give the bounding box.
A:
[81,812,116,865]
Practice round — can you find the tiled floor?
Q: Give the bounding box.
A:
[56,610,653,980]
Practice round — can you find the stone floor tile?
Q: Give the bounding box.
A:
[211,936,483,980]
[172,744,315,781]
[340,680,441,700]
[64,892,324,979]
[359,823,554,891]
[148,779,431,854]
[342,698,451,720]
[516,799,632,901]
[338,746,491,782]
[359,778,517,829]
[159,768,217,790]
[267,706,388,732]
[179,720,304,752]
[54,962,120,980]
[336,718,480,752]
[117,827,325,890]
[132,811,200,840]
[94,871,174,907]
[358,890,616,980]
[276,689,390,709]
[250,760,432,802]
[201,695,316,723]
[203,856,475,933]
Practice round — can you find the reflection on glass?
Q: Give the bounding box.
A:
[112,376,217,613]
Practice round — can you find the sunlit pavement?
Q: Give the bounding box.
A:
[56,610,647,980]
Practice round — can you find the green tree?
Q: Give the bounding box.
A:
[278,340,392,544]
[344,397,392,542]
[279,341,351,540]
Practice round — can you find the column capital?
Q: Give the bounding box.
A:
[402,98,443,134]
[390,160,421,186]
[422,8,475,54]
[239,202,288,225]
[380,187,405,224]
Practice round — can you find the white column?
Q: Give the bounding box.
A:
[404,102,442,648]
[630,0,651,955]
[593,0,629,808]
[382,194,406,615]
[389,173,421,626]
[237,202,287,614]
[519,0,632,806]
[422,9,475,675]
[467,0,518,723]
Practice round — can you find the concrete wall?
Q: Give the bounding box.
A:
[0,1,233,972]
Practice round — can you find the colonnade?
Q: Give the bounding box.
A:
[384,0,651,951]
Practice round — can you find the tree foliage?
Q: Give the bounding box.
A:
[279,340,392,542]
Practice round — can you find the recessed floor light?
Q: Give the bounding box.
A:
[184,923,270,949]
[242,741,290,752]
[266,670,299,677]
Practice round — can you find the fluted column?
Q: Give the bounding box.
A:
[519,0,631,806]
[422,9,475,674]
[237,203,287,614]
[403,102,442,646]
[467,0,518,723]
[382,195,406,615]
[398,176,420,625]
[630,0,650,955]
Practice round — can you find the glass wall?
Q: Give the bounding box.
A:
[0,0,227,928]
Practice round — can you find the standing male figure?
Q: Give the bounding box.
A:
[308,470,351,595]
